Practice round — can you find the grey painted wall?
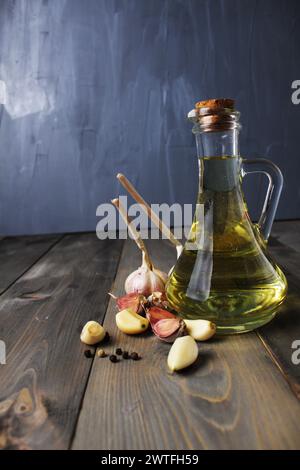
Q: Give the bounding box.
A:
[0,0,299,235]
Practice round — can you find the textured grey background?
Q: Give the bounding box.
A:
[0,0,299,235]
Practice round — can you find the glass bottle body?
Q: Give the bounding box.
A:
[166,118,287,334]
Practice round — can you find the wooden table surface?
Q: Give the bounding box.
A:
[0,221,299,450]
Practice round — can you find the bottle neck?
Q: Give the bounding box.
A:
[195,129,241,192]
[195,129,239,158]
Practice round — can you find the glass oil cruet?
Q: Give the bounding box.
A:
[166,98,287,334]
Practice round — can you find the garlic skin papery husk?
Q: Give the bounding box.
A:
[109,292,146,313]
[153,318,186,343]
[125,252,167,297]
[147,291,169,308]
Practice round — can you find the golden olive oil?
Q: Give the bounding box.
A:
[166,156,287,334]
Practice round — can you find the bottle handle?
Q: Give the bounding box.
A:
[242,158,283,242]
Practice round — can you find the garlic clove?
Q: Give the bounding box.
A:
[153,318,181,338]
[153,318,186,343]
[116,308,149,335]
[183,319,216,341]
[167,335,198,372]
[80,321,106,345]
[149,310,186,343]
[146,306,177,327]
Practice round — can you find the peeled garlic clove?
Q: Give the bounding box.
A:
[116,308,149,334]
[153,318,181,338]
[183,319,216,341]
[167,335,198,372]
[80,321,106,345]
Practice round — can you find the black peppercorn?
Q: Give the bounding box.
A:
[84,349,94,358]
[116,348,122,356]
[130,352,140,361]
[122,351,129,359]
[109,354,118,363]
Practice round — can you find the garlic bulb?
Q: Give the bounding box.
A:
[125,252,167,297]
[111,198,168,297]
[109,292,146,313]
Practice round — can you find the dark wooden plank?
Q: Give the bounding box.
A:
[72,239,300,450]
[0,234,123,449]
[271,220,300,252]
[0,235,61,294]
[256,221,300,399]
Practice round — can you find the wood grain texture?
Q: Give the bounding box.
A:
[0,234,123,449]
[256,220,300,399]
[0,235,61,294]
[72,238,300,450]
[271,220,300,251]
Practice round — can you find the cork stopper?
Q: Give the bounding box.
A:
[193,98,238,132]
[195,98,235,112]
